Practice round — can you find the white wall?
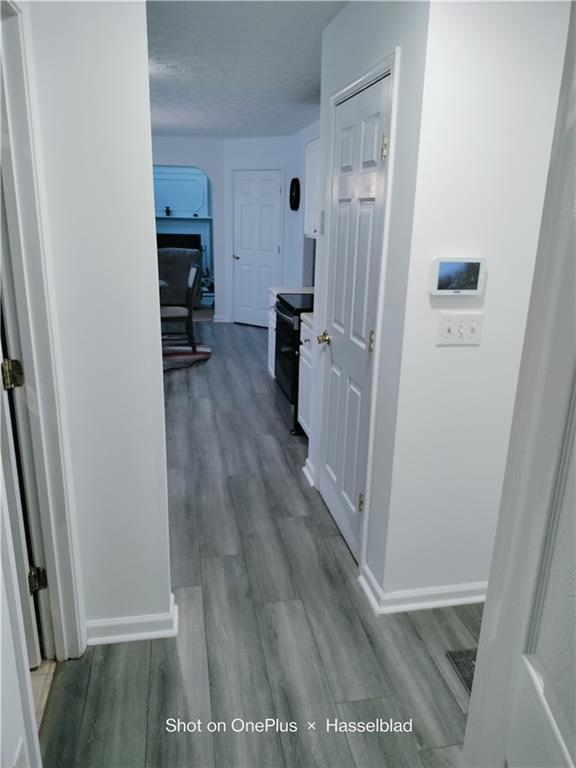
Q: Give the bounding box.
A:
[363,2,570,607]
[27,2,175,639]
[152,126,319,322]
[310,0,431,495]
[314,1,569,611]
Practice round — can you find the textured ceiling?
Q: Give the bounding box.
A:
[146,1,346,138]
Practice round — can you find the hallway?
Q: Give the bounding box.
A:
[40,323,482,768]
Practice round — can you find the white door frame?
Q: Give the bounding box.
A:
[2,0,85,660]
[1,479,43,768]
[1,358,42,668]
[230,163,285,324]
[312,50,401,565]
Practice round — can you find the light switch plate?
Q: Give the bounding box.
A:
[437,312,483,346]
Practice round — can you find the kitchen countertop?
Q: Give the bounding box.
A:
[270,286,314,296]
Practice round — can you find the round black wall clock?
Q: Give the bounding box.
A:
[289,178,301,211]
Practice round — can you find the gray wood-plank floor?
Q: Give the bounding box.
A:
[40,322,483,768]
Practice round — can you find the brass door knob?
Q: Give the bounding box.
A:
[317,331,331,345]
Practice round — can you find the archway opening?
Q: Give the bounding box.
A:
[153,164,215,320]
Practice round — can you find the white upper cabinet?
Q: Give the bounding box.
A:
[304,138,321,238]
[153,166,209,219]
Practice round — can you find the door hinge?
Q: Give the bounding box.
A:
[320,210,325,236]
[368,330,375,352]
[28,566,47,594]
[358,493,365,513]
[1,358,24,390]
[381,135,389,160]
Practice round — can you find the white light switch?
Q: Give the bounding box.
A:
[437,312,483,346]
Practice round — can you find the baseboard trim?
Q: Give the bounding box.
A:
[359,563,486,615]
[213,315,232,324]
[358,562,388,613]
[86,593,179,645]
[302,457,316,487]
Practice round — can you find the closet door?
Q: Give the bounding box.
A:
[233,169,283,327]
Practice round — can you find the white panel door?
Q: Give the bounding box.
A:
[0,379,42,669]
[1,179,41,668]
[318,75,391,558]
[463,19,574,763]
[233,170,283,327]
[505,407,575,768]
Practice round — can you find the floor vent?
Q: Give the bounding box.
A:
[446,649,477,694]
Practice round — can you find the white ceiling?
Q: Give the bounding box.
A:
[146,1,346,138]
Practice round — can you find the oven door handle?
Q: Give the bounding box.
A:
[275,306,298,328]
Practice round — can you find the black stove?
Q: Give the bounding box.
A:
[274,292,314,435]
[277,292,314,315]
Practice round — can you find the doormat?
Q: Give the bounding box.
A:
[163,345,211,372]
[446,649,477,694]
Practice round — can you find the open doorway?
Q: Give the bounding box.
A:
[154,164,215,316]
[154,165,216,371]
[142,7,483,764]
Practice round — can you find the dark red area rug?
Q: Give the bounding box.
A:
[162,344,212,372]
